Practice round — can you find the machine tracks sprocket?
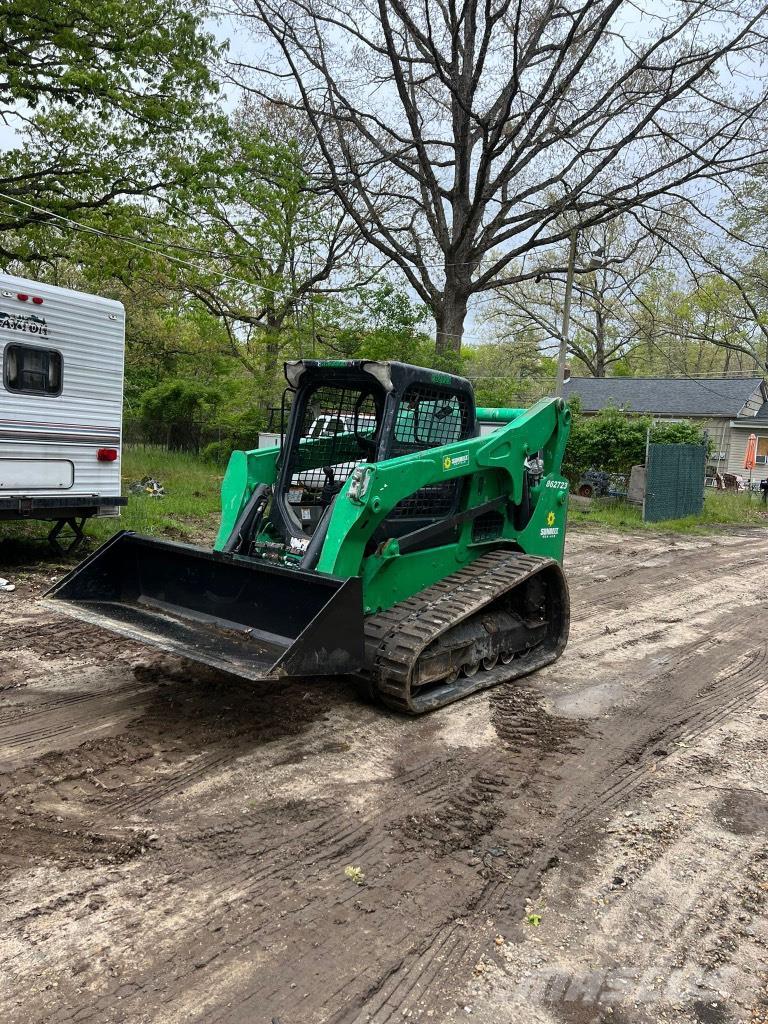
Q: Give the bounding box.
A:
[361,550,570,713]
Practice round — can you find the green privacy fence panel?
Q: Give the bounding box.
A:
[644,443,706,523]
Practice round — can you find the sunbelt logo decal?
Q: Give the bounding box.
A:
[540,510,559,539]
[443,452,469,471]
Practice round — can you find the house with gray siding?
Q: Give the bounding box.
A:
[562,376,768,477]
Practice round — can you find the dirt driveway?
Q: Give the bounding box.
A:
[1,527,767,1024]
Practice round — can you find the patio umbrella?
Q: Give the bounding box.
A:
[745,433,758,471]
[744,432,758,491]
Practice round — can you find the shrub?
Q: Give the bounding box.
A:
[563,404,709,483]
[140,379,222,451]
[201,440,235,466]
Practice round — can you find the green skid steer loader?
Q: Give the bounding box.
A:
[46,360,571,713]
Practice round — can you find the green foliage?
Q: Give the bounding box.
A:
[563,405,709,482]
[1,0,216,114]
[569,491,768,534]
[140,379,222,451]
[624,270,764,377]
[316,285,433,365]
[650,421,710,447]
[0,0,222,263]
[461,332,555,408]
[201,440,236,466]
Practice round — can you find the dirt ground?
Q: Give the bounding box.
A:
[1,526,767,1024]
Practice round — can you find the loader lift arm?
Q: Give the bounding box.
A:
[316,395,570,612]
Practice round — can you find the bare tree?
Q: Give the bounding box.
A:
[635,186,768,372]
[485,217,666,375]
[226,0,768,353]
[628,268,768,375]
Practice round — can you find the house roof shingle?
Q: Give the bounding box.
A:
[562,376,766,418]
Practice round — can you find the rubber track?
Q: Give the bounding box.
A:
[363,550,566,713]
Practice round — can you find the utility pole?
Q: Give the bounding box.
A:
[555,229,578,397]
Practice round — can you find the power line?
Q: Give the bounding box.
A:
[0,191,367,300]
[0,189,577,274]
[0,190,440,270]
[0,192,497,341]
[634,336,766,401]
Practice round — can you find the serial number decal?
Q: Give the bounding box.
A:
[545,479,569,489]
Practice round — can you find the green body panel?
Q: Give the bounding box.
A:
[214,431,371,551]
[215,446,279,550]
[214,396,570,616]
[475,407,526,423]
[314,397,569,612]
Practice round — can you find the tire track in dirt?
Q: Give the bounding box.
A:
[44,750,495,1024]
[31,624,768,1021]
[0,618,143,659]
[342,629,768,1024]
[2,528,768,1024]
[134,696,585,1024]
[0,685,152,769]
[30,685,563,1024]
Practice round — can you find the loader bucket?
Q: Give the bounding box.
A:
[44,532,364,680]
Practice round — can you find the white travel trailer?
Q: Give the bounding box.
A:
[0,273,126,551]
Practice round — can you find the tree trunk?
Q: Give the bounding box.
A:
[435,291,468,355]
[262,306,282,403]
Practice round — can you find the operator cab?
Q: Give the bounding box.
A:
[268,360,476,554]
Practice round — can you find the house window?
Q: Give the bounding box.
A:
[4,343,62,396]
[756,436,768,465]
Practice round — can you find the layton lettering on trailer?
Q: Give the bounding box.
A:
[0,273,127,552]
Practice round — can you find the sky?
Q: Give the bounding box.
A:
[2,5,762,349]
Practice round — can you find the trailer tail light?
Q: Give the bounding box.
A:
[32,296,44,305]
[17,293,29,301]
[97,448,118,462]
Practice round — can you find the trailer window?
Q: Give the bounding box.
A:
[4,344,62,396]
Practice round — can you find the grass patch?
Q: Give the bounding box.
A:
[92,446,223,543]
[569,489,768,534]
[0,446,224,563]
